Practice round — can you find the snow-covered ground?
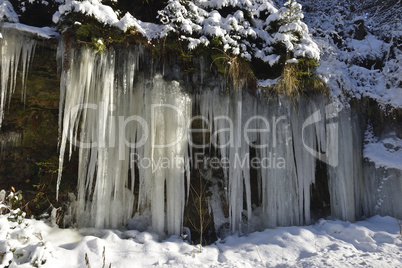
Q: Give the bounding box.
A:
[364,126,402,170]
[301,0,402,108]
[1,215,401,267]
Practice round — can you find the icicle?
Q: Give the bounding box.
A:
[198,89,253,233]
[327,107,362,222]
[0,28,36,128]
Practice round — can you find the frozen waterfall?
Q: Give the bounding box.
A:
[56,42,399,236]
[197,91,362,231]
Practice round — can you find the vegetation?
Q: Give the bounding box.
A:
[0,188,25,224]
[273,57,327,97]
[185,170,213,249]
[49,0,324,95]
[59,13,151,53]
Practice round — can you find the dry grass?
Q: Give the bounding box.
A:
[273,61,328,98]
[211,49,255,90]
[85,247,111,268]
[228,56,254,90]
[274,64,301,97]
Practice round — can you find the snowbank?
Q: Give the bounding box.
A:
[1,215,401,267]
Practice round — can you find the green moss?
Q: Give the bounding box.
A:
[59,13,150,52]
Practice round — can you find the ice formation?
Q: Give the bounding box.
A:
[56,42,371,234]
[0,0,399,240]
[197,90,363,231]
[56,38,401,235]
[57,44,192,234]
[47,0,400,235]
[0,28,36,128]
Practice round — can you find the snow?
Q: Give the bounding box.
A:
[0,0,18,23]
[160,0,319,64]
[114,13,167,40]
[53,0,119,26]
[53,0,167,40]
[302,0,402,108]
[364,128,402,170]
[0,0,58,39]
[52,0,319,67]
[257,78,279,87]
[1,22,59,39]
[1,215,401,267]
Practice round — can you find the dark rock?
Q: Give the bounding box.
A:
[352,19,367,40]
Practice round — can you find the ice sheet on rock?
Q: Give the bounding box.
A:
[327,108,363,222]
[361,127,402,219]
[0,131,21,152]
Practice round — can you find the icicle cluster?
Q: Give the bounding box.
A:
[57,41,368,233]
[200,92,317,231]
[197,91,351,231]
[0,28,36,128]
[57,44,192,234]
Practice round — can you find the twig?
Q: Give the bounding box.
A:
[102,247,106,268]
[85,253,91,268]
[254,245,265,266]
